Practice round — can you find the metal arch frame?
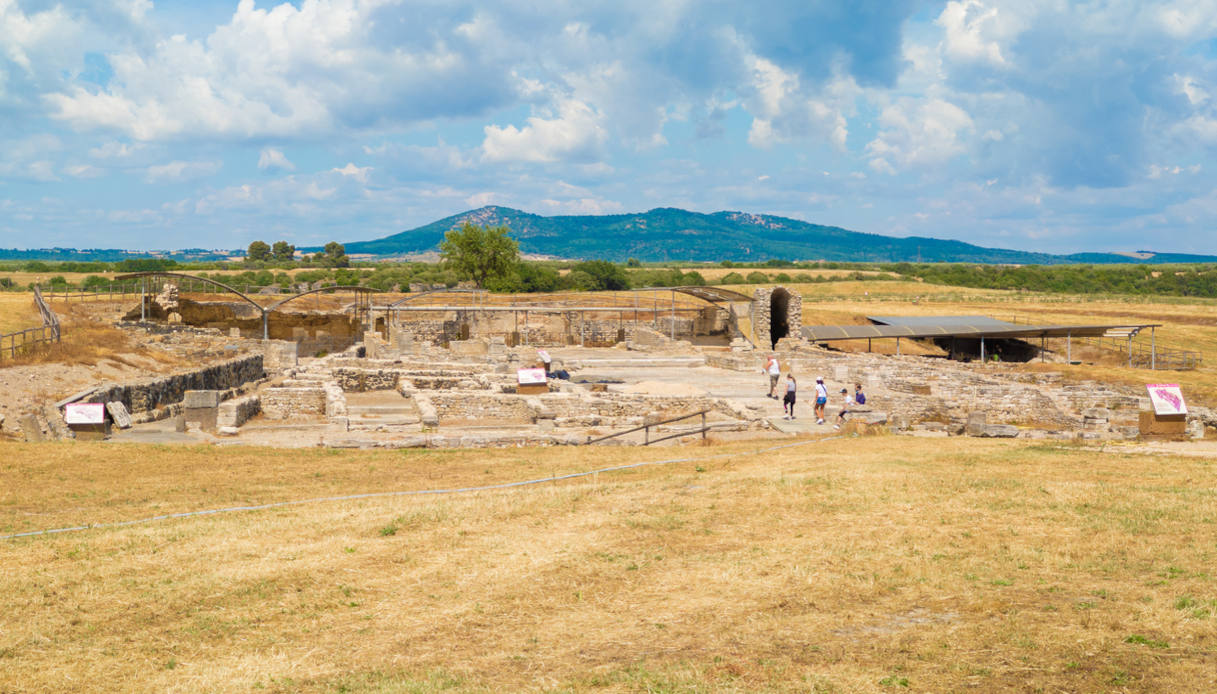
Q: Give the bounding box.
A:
[116,272,384,340]
[114,271,265,312]
[385,287,486,309]
[265,285,383,312]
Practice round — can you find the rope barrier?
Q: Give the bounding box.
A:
[2,436,840,542]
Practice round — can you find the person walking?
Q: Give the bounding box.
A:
[834,388,854,430]
[782,373,797,419]
[764,354,781,398]
[814,377,828,424]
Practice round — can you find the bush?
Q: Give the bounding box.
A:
[720,272,746,284]
[745,271,769,284]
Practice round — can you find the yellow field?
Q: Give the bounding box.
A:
[0,293,43,334]
[3,437,1216,692]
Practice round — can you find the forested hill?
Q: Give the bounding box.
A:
[343,206,1217,264]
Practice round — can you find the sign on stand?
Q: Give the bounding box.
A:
[1146,384,1187,416]
[63,402,110,440]
[517,367,548,394]
[64,402,105,424]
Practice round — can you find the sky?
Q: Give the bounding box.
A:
[2,0,1217,255]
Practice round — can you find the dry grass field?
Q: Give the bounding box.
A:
[0,293,43,334]
[3,436,1217,693]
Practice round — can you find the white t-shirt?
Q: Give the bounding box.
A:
[815,382,828,400]
[767,359,780,376]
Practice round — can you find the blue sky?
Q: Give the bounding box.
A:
[2,0,1216,254]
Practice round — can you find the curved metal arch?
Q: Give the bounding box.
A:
[386,287,485,308]
[265,285,383,312]
[114,271,265,313]
[669,286,754,304]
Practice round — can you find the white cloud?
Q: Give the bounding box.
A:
[258,147,294,171]
[333,162,370,183]
[42,0,518,141]
[89,141,142,159]
[935,0,1016,66]
[743,54,855,149]
[145,159,221,183]
[866,98,975,173]
[481,98,607,163]
[65,164,103,178]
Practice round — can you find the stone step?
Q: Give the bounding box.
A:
[574,357,706,368]
[347,404,417,415]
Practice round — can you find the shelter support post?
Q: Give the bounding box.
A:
[579,311,585,347]
[1151,327,1156,370]
[1041,336,1045,362]
[262,311,268,340]
[896,337,901,356]
[140,278,146,321]
[1128,335,1133,367]
[867,338,871,353]
[1067,331,1071,363]
[980,336,985,362]
[670,291,675,340]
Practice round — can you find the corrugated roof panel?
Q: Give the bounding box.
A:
[866,315,1019,328]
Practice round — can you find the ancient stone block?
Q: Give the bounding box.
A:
[965,411,987,436]
[183,390,221,409]
[105,401,133,429]
[980,424,1019,438]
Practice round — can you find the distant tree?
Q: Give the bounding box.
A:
[439,223,520,288]
[271,241,296,262]
[720,272,746,284]
[246,240,271,262]
[319,241,349,268]
[626,257,642,267]
[571,260,629,291]
[745,271,769,284]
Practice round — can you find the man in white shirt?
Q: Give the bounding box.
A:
[764,354,781,398]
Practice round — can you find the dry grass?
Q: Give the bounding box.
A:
[3,437,1217,692]
[1,302,181,369]
[0,293,43,334]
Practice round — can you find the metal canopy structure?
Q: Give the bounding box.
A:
[115,272,383,339]
[802,314,1165,367]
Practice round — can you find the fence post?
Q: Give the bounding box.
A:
[701,411,707,440]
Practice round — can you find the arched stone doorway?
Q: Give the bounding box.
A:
[751,286,802,349]
[769,287,790,348]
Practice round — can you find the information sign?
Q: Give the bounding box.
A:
[1146,384,1187,416]
[64,402,106,425]
[517,367,547,385]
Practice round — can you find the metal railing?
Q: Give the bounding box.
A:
[0,287,61,359]
[582,410,710,446]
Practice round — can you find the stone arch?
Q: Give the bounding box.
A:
[752,286,803,349]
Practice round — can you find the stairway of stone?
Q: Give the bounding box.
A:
[344,390,422,431]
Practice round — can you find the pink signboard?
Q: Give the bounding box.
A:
[64,402,106,425]
[1146,384,1187,416]
[517,367,547,385]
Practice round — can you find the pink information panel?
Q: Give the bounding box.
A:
[63,402,105,424]
[1146,384,1187,416]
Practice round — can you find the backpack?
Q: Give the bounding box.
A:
[855,392,866,405]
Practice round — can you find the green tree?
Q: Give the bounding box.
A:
[571,260,629,291]
[271,241,296,262]
[317,241,349,268]
[439,223,520,288]
[246,240,271,262]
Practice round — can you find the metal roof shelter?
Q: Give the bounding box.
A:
[801,315,1165,367]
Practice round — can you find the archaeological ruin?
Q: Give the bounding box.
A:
[19,276,1213,447]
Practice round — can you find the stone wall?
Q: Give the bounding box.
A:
[261,386,327,419]
[429,392,536,423]
[217,394,261,428]
[80,355,264,415]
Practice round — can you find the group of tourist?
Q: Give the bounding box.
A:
[762,354,865,429]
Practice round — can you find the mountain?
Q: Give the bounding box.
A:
[343,206,1217,264]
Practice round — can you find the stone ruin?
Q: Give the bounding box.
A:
[31,285,1214,446]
